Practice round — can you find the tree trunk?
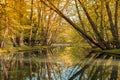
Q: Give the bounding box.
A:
[29,0,34,46]
[1,16,9,49]
[11,35,18,47]
[105,1,120,48]
[19,32,24,46]
[78,0,110,49]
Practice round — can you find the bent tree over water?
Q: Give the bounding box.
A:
[41,0,120,50]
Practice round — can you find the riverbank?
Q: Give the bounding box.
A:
[1,45,120,56]
[0,46,49,53]
[91,48,120,56]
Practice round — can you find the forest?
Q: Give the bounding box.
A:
[0,0,120,50]
[0,0,120,80]
[0,0,77,50]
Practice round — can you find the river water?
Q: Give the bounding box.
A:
[0,47,120,80]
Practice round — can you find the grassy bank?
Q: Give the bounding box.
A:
[0,46,52,53]
[92,48,120,56]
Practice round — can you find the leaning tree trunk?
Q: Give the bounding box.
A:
[41,0,120,50]
[41,0,106,49]
[105,1,120,48]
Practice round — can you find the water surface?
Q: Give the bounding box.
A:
[0,47,120,80]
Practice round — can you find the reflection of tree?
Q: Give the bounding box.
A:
[0,53,27,80]
[1,49,119,80]
[0,49,72,80]
[69,52,119,80]
[35,48,70,80]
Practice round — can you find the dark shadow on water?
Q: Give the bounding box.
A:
[69,51,120,80]
[0,48,120,80]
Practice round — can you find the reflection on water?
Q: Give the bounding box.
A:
[0,47,120,80]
